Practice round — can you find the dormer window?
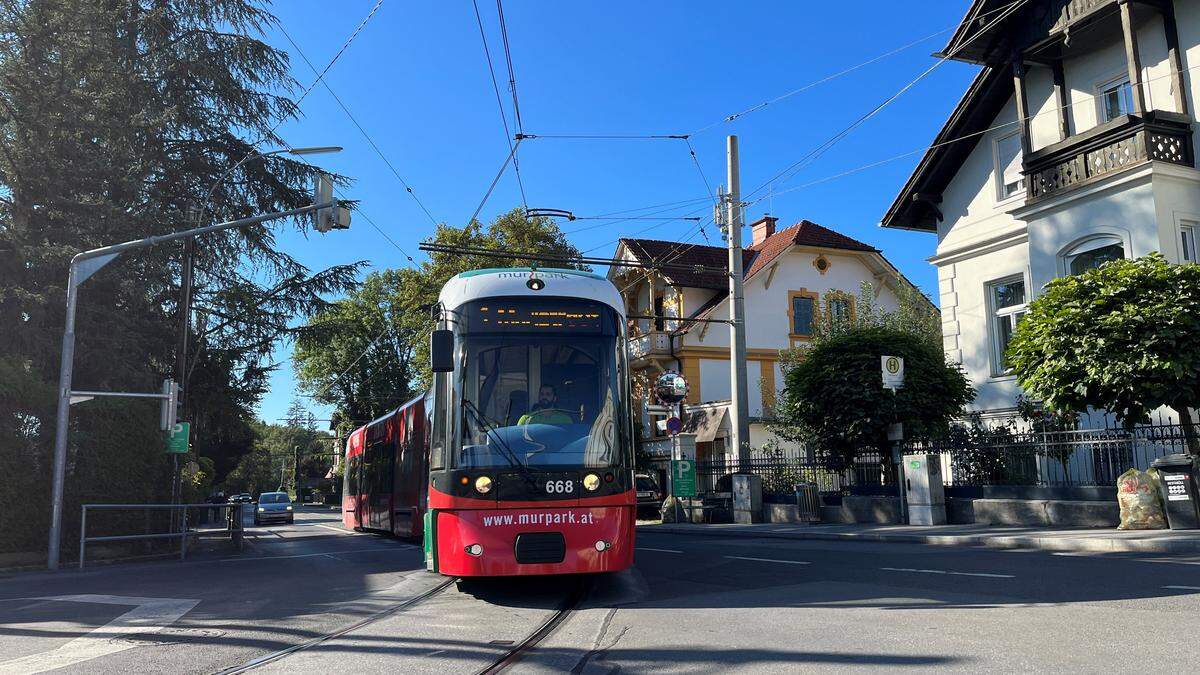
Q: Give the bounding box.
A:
[1098,75,1133,123]
[994,132,1024,201]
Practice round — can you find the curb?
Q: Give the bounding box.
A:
[642,524,1200,555]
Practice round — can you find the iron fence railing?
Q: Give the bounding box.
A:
[687,419,1195,496]
[903,420,1195,488]
[694,449,893,501]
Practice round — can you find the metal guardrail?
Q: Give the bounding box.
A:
[79,502,243,570]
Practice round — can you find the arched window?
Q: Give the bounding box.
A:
[1063,236,1125,276]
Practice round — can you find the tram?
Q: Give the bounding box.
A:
[342,268,636,576]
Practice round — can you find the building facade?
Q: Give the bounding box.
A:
[610,217,916,463]
[882,0,1200,414]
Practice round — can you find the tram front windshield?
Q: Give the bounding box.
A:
[455,298,625,470]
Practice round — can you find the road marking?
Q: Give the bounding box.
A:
[225,542,408,559]
[724,555,811,565]
[636,547,683,554]
[316,523,356,535]
[0,594,199,674]
[1163,585,1200,591]
[881,566,1014,579]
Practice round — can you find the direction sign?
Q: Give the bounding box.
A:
[881,355,905,390]
[165,422,189,454]
[671,459,696,498]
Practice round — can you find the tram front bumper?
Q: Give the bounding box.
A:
[434,506,634,577]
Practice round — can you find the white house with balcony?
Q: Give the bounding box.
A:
[610,217,918,463]
[882,0,1200,415]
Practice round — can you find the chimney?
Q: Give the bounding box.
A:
[750,215,777,247]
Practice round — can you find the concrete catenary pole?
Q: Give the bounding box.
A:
[725,135,751,471]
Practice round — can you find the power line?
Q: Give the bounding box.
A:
[471,0,528,211]
[689,26,956,136]
[263,0,387,142]
[743,0,1032,201]
[743,57,1200,210]
[495,0,524,134]
[277,23,439,229]
[467,137,523,226]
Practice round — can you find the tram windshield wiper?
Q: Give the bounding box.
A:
[461,398,539,488]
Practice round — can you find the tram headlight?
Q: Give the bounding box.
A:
[582,473,601,491]
[474,475,493,494]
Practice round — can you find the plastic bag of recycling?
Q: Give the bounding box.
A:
[1117,468,1167,530]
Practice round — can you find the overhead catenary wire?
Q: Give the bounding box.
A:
[743,0,1032,201]
[741,58,1200,210]
[276,22,439,229]
[472,0,528,211]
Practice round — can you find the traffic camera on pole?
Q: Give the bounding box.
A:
[313,173,351,233]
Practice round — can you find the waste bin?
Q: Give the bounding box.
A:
[1151,454,1200,530]
[795,483,821,523]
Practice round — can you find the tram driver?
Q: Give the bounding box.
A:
[518,384,573,426]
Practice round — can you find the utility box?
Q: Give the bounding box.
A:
[732,474,763,524]
[903,453,946,525]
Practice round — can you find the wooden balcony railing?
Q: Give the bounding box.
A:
[1024,111,1193,203]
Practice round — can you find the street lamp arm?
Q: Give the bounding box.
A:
[72,201,336,266]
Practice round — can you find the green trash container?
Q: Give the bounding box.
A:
[1151,454,1200,530]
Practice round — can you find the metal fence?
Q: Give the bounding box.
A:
[79,502,244,569]
[689,418,1195,499]
[905,420,1194,488]
[695,448,892,502]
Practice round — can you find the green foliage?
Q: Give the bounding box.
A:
[0,1,357,555]
[294,208,585,435]
[1007,253,1200,451]
[779,280,941,375]
[773,327,974,464]
[223,414,334,498]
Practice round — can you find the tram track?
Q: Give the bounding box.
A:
[476,576,591,674]
[213,575,590,674]
[213,577,457,674]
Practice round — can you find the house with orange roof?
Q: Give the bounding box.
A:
[609,216,923,464]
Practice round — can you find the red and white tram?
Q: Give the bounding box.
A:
[342,267,636,576]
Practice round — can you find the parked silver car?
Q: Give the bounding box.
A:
[254,492,294,526]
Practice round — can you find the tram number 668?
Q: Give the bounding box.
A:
[545,479,574,494]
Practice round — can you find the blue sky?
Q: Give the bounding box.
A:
[256,0,982,424]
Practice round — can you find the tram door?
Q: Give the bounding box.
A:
[366,428,395,532]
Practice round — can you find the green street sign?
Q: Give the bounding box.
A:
[671,459,697,498]
[165,422,189,454]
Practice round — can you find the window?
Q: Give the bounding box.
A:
[653,295,665,331]
[994,132,1024,200]
[1181,223,1197,263]
[826,294,855,327]
[988,277,1027,374]
[1064,236,1125,275]
[788,291,817,336]
[1098,75,1133,123]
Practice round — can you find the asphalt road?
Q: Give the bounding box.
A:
[2,509,1199,673]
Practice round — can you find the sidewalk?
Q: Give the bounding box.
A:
[642,521,1200,554]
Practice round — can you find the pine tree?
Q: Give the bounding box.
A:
[0,0,359,555]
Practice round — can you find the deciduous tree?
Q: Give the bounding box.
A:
[1007,253,1200,453]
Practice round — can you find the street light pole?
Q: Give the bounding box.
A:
[45,199,342,570]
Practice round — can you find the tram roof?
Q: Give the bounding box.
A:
[439,267,625,316]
